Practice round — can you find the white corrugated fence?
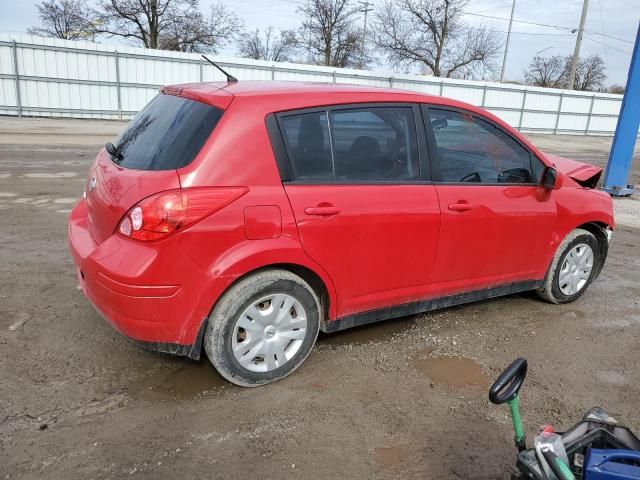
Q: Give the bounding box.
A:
[0,32,624,135]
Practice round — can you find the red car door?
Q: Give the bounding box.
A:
[277,105,440,317]
[423,106,556,294]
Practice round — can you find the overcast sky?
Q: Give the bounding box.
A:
[0,0,637,86]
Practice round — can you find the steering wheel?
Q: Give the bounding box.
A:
[489,358,528,404]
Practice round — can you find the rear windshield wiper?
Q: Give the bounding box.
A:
[105,142,123,163]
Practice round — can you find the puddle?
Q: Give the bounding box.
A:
[374,446,409,467]
[131,359,227,400]
[413,354,489,388]
[319,318,414,346]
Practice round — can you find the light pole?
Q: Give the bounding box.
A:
[500,0,517,82]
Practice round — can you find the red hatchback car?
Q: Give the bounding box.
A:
[69,81,614,386]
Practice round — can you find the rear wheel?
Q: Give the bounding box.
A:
[204,269,321,387]
[537,228,599,304]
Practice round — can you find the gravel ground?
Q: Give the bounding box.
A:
[1,117,639,480]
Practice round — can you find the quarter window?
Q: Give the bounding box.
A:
[429,108,540,184]
[279,106,419,182]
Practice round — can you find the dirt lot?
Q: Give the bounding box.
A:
[1,117,639,479]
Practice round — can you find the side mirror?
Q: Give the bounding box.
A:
[540,167,557,190]
[431,117,448,130]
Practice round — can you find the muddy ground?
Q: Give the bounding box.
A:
[1,117,639,479]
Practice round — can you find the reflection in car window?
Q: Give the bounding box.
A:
[280,107,419,182]
[113,94,223,171]
[330,107,419,181]
[280,112,333,181]
[429,108,539,184]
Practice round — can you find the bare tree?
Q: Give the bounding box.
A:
[572,54,606,91]
[373,0,501,78]
[524,54,606,91]
[297,0,363,67]
[90,0,238,52]
[524,55,566,88]
[608,84,625,95]
[158,4,241,53]
[238,27,299,62]
[28,0,94,40]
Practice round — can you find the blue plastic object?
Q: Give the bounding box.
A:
[585,449,640,480]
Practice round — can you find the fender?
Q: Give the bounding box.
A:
[554,187,614,237]
[540,187,614,280]
[173,236,339,356]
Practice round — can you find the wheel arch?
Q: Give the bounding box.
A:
[575,221,610,279]
[214,262,334,318]
[189,257,337,360]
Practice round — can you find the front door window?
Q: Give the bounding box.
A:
[428,108,544,184]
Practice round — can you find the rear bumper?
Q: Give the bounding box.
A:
[68,200,218,358]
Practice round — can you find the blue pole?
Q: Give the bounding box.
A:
[603,22,640,197]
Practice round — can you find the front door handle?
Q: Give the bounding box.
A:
[448,202,476,212]
[304,206,340,216]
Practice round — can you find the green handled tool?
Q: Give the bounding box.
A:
[508,394,526,452]
[489,358,528,451]
[541,448,576,480]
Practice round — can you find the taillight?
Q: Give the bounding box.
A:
[117,187,248,241]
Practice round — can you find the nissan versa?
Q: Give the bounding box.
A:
[68,80,614,386]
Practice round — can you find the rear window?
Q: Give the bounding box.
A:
[111,94,223,171]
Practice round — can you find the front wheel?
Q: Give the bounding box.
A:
[204,269,321,387]
[537,228,600,304]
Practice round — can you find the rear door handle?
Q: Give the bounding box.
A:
[448,202,476,212]
[304,206,340,216]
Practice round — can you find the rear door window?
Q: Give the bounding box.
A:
[111,94,223,171]
[331,107,419,181]
[278,105,420,182]
[428,108,538,184]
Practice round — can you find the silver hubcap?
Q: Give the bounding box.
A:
[558,243,594,296]
[232,294,308,373]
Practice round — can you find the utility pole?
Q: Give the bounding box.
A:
[568,0,590,90]
[358,0,374,68]
[500,0,516,82]
[306,24,313,63]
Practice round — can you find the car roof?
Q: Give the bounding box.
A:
[169,80,457,108]
[168,80,546,161]
[171,79,487,114]
[177,80,423,97]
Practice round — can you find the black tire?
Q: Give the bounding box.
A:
[203,269,321,387]
[537,228,600,304]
